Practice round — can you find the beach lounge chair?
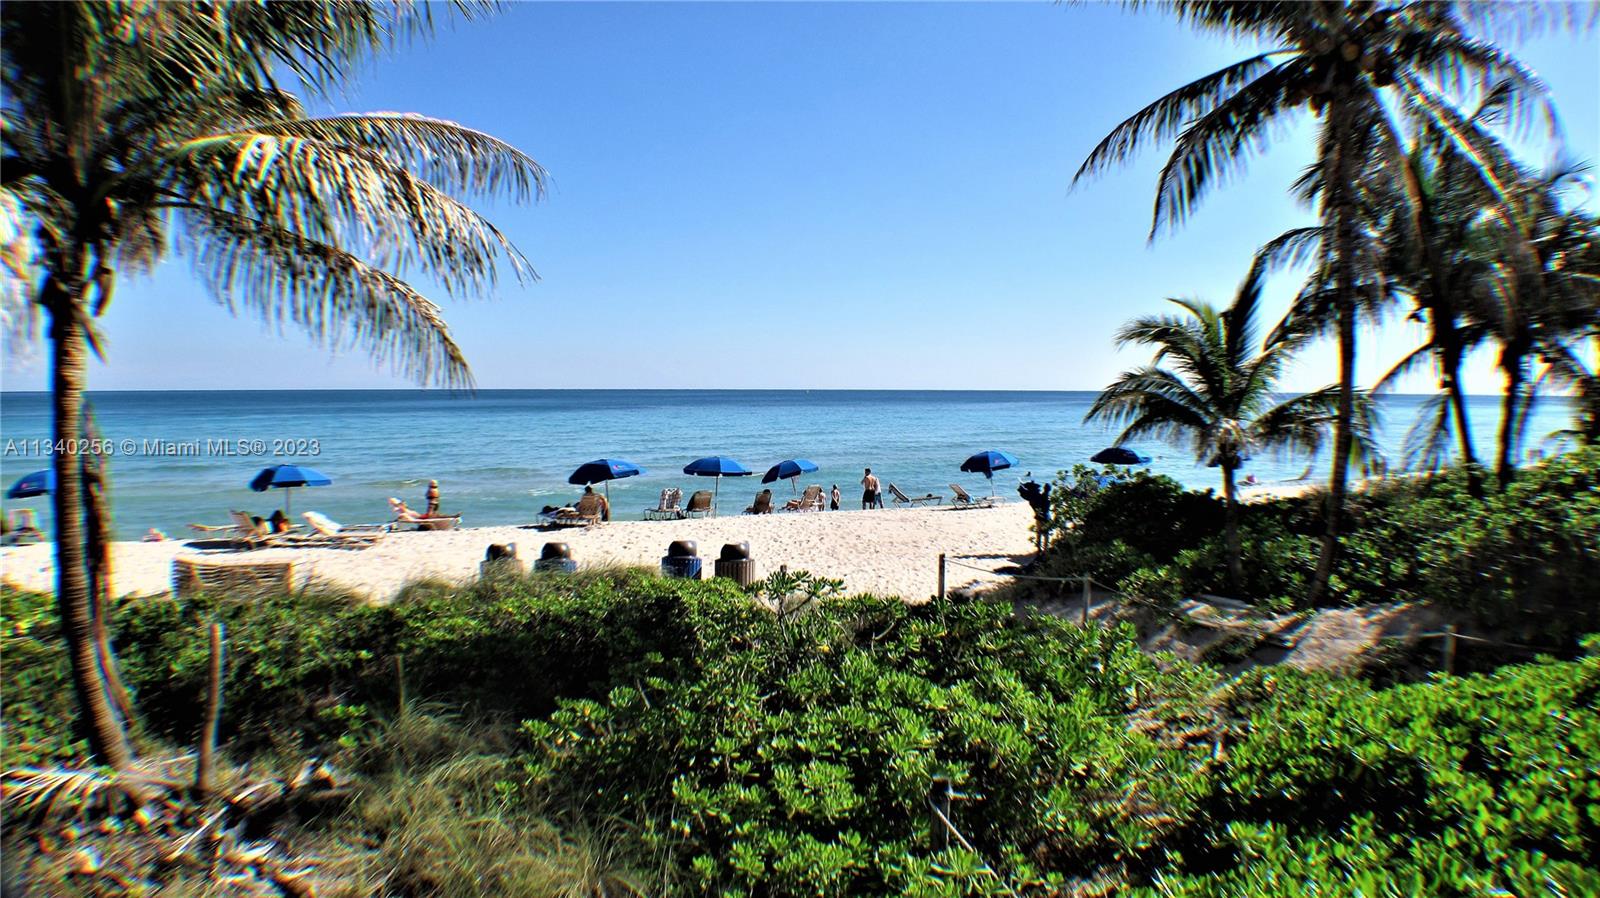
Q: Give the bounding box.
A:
[685,490,714,518]
[645,487,685,521]
[950,484,996,509]
[393,512,463,532]
[744,489,774,515]
[888,483,942,507]
[543,492,606,528]
[188,510,283,548]
[300,511,386,548]
[783,484,825,512]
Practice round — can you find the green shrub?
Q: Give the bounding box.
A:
[1043,449,1600,637]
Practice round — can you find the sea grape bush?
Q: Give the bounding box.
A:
[1045,448,1600,634]
[4,558,1597,894]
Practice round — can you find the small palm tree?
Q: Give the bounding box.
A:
[1087,255,1375,588]
[1073,1,1562,602]
[2,2,544,767]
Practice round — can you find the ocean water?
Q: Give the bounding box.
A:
[0,390,1573,540]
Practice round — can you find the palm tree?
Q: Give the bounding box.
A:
[1467,165,1600,486]
[1072,1,1557,603]
[1086,254,1374,588]
[2,2,545,767]
[1370,101,1502,490]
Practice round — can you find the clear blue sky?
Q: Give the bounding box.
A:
[3,2,1595,393]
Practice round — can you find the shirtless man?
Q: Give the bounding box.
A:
[861,468,881,510]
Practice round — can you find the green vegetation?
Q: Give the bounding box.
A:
[1044,448,1600,642]
[5,562,1598,895]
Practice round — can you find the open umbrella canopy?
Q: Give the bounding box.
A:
[249,464,332,516]
[682,456,752,513]
[761,458,819,486]
[959,450,1018,479]
[1090,447,1151,466]
[6,469,54,499]
[568,459,644,485]
[683,456,753,477]
[250,464,333,491]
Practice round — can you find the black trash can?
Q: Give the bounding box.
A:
[661,540,702,580]
[480,542,525,577]
[534,541,577,573]
[713,541,757,587]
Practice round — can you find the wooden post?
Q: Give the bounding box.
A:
[395,655,407,719]
[1441,624,1457,675]
[929,776,951,851]
[937,553,946,602]
[195,622,225,795]
[1081,575,1092,626]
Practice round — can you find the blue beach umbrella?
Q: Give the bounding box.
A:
[6,469,54,499]
[1090,447,1152,466]
[761,458,819,492]
[568,458,644,499]
[960,450,1018,496]
[249,463,332,516]
[4,469,54,539]
[682,456,754,510]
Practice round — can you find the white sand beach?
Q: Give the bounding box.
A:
[1,503,1038,603]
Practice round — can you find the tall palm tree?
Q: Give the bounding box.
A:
[1467,165,1600,486]
[1,2,545,767]
[1073,1,1557,603]
[1086,254,1374,588]
[1371,101,1501,489]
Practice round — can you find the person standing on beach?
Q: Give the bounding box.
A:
[830,484,841,511]
[861,468,881,510]
[425,480,441,516]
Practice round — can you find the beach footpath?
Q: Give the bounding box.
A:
[1,504,1037,604]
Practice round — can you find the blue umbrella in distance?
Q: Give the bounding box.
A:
[682,455,753,511]
[249,463,332,516]
[568,458,644,499]
[960,450,1019,496]
[761,458,819,493]
[5,469,54,539]
[6,469,54,499]
[1090,447,1152,466]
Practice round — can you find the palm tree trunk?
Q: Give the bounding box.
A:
[1308,97,1362,606]
[83,449,137,726]
[1496,353,1526,489]
[1440,340,1483,498]
[1221,463,1242,589]
[46,280,134,770]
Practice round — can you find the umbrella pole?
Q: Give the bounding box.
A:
[285,488,292,518]
[713,476,720,516]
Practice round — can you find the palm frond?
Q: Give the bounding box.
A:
[162,130,534,295]
[1149,58,1308,236]
[180,208,474,388]
[247,113,548,203]
[1400,391,1457,471]
[1073,51,1282,187]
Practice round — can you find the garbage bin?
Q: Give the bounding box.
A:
[713,541,757,587]
[480,542,526,578]
[534,541,576,573]
[661,540,702,580]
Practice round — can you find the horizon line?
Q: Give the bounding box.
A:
[0,387,1522,399]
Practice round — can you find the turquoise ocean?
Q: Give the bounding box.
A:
[0,390,1573,540]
